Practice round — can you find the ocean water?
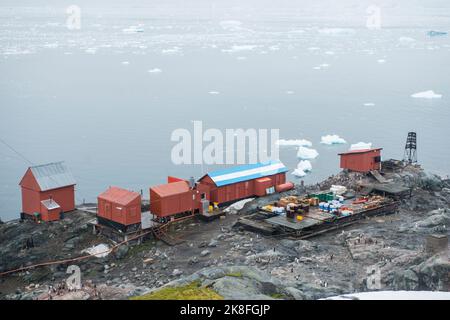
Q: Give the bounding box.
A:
[1,0,450,221]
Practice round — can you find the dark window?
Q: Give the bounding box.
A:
[374,156,381,163]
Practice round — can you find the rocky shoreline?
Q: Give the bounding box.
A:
[1,162,449,300]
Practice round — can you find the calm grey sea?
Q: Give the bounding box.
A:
[1,0,449,221]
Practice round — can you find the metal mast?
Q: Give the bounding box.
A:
[404,132,417,164]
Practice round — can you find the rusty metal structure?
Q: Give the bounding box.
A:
[403,132,417,164]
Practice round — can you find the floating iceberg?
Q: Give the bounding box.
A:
[411,90,442,99]
[320,134,347,145]
[85,48,97,54]
[162,47,181,55]
[220,20,243,31]
[319,28,355,35]
[292,160,312,177]
[121,61,130,65]
[222,45,258,53]
[363,102,375,107]
[276,139,312,147]
[377,59,386,64]
[350,142,372,151]
[427,31,447,37]
[297,146,319,159]
[123,25,144,33]
[148,68,162,73]
[398,36,416,44]
[208,91,220,95]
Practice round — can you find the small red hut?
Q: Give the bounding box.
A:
[19,161,76,221]
[339,148,382,173]
[97,186,141,231]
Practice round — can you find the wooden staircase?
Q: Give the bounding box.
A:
[151,224,185,246]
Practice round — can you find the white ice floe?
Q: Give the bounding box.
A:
[121,61,130,65]
[323,291,450,300]
[162,47,181,55]
[377,59,386,64]
[123,25,144,33]
[297,146,319,160]
[398,36,416,44]
[350,142,372,151]
[286,91,295,95]
[148,68,162,73]
[363,102,376,106]
[411,90,442,99]
[292,160,312,178]
[209,91,220,95]
[308,47,320,51]
[224,198,255,213]
[82,244,110,258]
[85,48,97,54]
[236,56,247,60]
[324,51,335,55]
[220,20,243,31]
[276,139,312,147]
[320,134,347,145]
[319,28,355,35]
[222,45,258,53]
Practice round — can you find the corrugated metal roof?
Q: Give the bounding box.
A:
[339,148,382,155]
[98,186,140,206]
[30,161,76,191]
[204,160,288,187]
[151,181,190,197]
[41,199,61,210]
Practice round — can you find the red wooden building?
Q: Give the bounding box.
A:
[19,161,76,221]
[197,160,288,205]
[97,186,141,231]
[339,148,382,173]
[150,180,194,219]
[149,161,290,220]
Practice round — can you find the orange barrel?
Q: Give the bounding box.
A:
[275,182,295,193]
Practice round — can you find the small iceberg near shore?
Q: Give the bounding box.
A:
[297,146,319,159]
[292,160,312,177]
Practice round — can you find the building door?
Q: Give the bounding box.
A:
[105,202,112,219]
